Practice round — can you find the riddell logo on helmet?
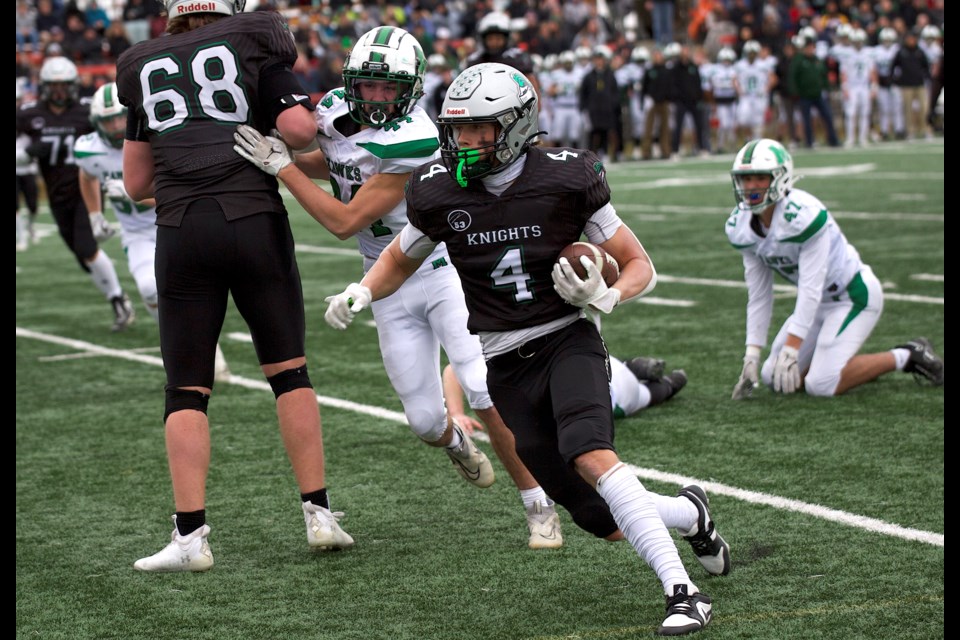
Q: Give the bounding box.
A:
[177,2,217,13]
[444,108,468,116]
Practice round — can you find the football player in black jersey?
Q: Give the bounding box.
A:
[16,56,135,331]
[324,63,728,636]
[117,0,352,572]
[463,11,540,99]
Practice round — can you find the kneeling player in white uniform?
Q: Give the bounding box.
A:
[76,82,230,381]
[726,139,943,398]
[234,27,564,549]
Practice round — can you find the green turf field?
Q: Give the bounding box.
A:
[16,140,943,640]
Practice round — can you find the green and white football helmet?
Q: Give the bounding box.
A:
[342,26,426,128]
[731,138,797,214]
[436,62,539,187]
[90,82,127,149]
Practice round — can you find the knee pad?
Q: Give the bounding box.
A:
[804,371,839,397]
[267,365,312,399]
[139,285,158,310]
[164,387,210,422]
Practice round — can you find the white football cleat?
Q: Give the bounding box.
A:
[303,501,354,551]
[134,517,213,573]
[445,422,495,488]
[526,500,563,549]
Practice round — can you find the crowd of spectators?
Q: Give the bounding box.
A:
[16,0,944,153]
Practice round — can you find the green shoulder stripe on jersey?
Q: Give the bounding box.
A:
[357,137,439,159]
[730,241,756,249]
[782,208,828,243]
[74,149,107,159]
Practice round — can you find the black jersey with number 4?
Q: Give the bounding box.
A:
[16,100,92,209]
[406,147,611,333]
[116,11,299,226]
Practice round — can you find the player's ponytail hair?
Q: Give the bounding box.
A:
[166,14,228,35]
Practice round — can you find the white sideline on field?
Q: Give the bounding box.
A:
[16,326,944,549]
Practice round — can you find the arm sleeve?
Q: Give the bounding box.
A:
[259,63,315,124]
[786,229,830,340]
[743,251,775,348]
[582,203,622,244]
[398,222,438,259]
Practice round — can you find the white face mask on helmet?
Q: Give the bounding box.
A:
[163,0,245,17]
[90,82,128,149]
[342,26,426,128]
[731,138,797,214]
[39,56,79,107]
[436,63,539,187]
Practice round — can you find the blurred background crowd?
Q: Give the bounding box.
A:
[16,0,944,160]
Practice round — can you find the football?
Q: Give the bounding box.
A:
[556,241,620,286]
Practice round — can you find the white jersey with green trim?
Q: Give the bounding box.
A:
[314,88,442,262]
[725,188,863,297]
[73,132,157,237]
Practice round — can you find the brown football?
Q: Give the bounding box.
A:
[557,241,620,286]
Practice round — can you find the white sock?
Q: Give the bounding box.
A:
[596,463,690,593]
[86,250,122,299]
[16,212,28,245]
[519,486,553,510]
[649,493,698,532]
[444,425,464,450]
[892,348,911,371]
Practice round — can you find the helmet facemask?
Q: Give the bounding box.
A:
[343,27,426,128]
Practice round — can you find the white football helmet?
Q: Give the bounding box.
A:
[39,56,79,107]
[664,42,682,58]
[163,0,245,17]
[436,62,539,186]
[850,28,867,47]
[90,82,127,149]
[731,138,797,214]
[921,24,941,41]
[743,40,761,57]
[559,50,576,66]
[631,46,650,63]
[879,27,898,44]
[835,23,852,40]
[342,26,426,128]
[800,26,818,45]
[478,11,511,37]
[717,47,736,63]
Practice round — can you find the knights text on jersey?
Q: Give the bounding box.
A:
[406,147,611,332]
[314,90,440,259]
[115,11,298,226]
[16,100,92,207]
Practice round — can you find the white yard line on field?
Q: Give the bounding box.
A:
[16,326,944,548]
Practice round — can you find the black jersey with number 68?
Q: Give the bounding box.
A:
[116,11,299,226]
[406,146,611,333]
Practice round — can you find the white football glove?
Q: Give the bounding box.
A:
[551,256,621,314]
[89,211,117,242]
[102,178,129,201]
[324,283,372,330]
[16,148,32,167]
[772,345,801,394]
[233,124,293,176]
[731,347,761,400]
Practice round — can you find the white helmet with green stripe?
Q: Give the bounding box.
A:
[731,138,796,214]
[343,26,426,128]
[90,82,127,149]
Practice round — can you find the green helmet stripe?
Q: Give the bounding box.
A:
[373,26,395,45]
[103,83,114,108]
[741,139,760,163]
[369,52,385,63]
